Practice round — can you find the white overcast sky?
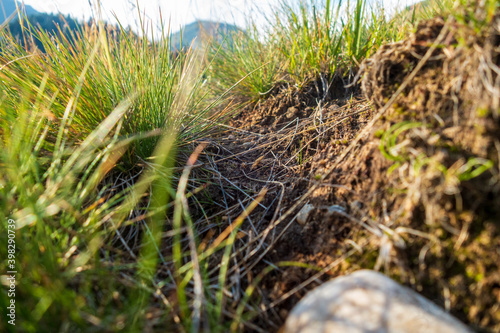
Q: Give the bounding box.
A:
[20,0,420,34]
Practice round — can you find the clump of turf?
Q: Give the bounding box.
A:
[329,6,499,331]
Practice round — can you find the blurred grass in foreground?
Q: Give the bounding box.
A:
[0,7,236,332]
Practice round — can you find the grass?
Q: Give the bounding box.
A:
[0,8,230,332]
[208,0,428,104]
[0,13,221,166]
[208,22,283,103]
[1,0,485,332]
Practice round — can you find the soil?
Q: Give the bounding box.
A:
[193,78,370,330]
[184,13,500,333]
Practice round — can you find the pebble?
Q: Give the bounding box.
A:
[325,205,346,217]
[286,107,299,119]
[296,203,315,225]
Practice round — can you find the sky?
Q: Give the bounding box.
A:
[20,0,420,34]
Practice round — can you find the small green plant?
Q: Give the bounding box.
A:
[456,158,494,181]
[379,121,424,163]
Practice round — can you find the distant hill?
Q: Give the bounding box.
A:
[6,12,85,51]
[404,0,433,16]
[171,20,241,50]
[0,0,86,52]
[0,0,39,22]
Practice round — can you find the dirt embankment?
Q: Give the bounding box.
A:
[199,11,500,333]
[334,16,500,331]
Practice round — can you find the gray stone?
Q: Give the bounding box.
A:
[285,270,472,333]
[296,203,315,225]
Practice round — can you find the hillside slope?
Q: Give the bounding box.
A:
[0,0,38,22]
[171,20,240,50]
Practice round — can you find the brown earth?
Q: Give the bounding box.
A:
[185,12,500,333]
[191,78,369,330]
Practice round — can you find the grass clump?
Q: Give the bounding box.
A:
[208,22,283,104]
[208,0,428,105]
[0,75,146,332]
[0,11,236,332]
[0,15,218,166]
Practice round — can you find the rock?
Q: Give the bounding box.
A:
[284,270,472,333]
[296,203,314,225]
[325,204,346,217]
[327,103,340,113]
[286,106,299,119]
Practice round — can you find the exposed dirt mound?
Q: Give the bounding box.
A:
[194,74,370,330]
[230,74,355,132]
[308,15,500,331]
[193,12,500,333]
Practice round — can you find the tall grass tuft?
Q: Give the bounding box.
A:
[0,10,232,332]
[0,12,219,167]
[208,22,283,103]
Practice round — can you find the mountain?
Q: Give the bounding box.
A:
[0,0,39,22]
[7,12,83,43]
[404,0,433,16]
[2,3,126,53]
[170,20,241,50]
[1,0,83,52]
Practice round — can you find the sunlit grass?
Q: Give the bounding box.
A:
[208,22,283,103]
[0,13,220,166]
[0,9,231,332]
[208,0,432,103]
